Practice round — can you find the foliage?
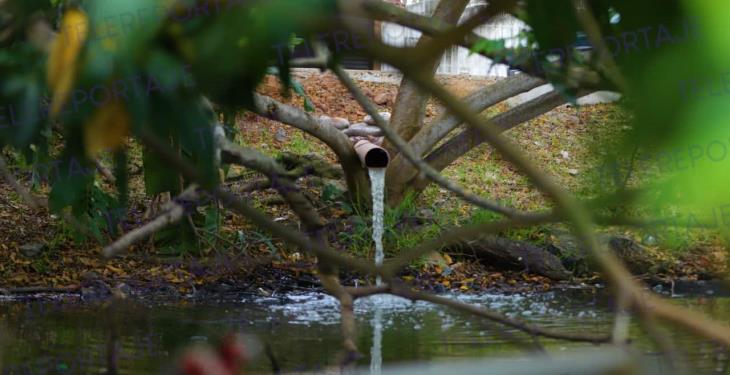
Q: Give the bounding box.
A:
[0,0,728,259]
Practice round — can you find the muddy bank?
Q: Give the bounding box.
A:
[1,253,727,304]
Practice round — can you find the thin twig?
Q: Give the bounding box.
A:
[0,154,42,209]
[331,64,523,218]
[390,283,611,343]
[371,51,730,347]
[135,130,378,276]
[0,154,98,241]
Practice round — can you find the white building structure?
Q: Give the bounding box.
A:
[381,0,528,77]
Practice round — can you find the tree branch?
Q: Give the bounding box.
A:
[133,130,377,276]
[332,64,523,218]
[374,58,730,347]
[321,274,360,365]
[382,0,470,150]
[220,138,324,231]
[421,88,575,176]
[250,93,370,205]
[387,74,545,192]
[102,185,200,258]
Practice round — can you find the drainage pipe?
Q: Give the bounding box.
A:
[354,140,390,168]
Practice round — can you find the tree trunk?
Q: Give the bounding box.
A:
[385,75,545,205]
[250,93,372,209]
[384,0,470,154]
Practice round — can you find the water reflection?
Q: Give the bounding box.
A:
[369,298,383,375]
[0,289,727,373]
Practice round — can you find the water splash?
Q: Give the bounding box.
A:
[369,168,386,286]
[368,167,386,375]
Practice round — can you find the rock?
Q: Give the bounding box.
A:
[560,150,571,160]
[395,216,430,230]
[343,124,383,137]
[575,91,622,106]
[568,168,579,176]
[432,283,447,293]
[345,215,366,228]
[419,208,435,220]
[607,236,654,275]
[313,178,347,194]
[318,115,349,130]
[363,112,391,125]
[81,280,112,301]
[275,128,288,142]
[450,236,571,280]
[112,283,132,300]
[374,92,392,105]
[80,271,101,283]
[19,243,45,257]
[548,231,658,276]
[642,234,658,246]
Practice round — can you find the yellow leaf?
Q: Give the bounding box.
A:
[106,264,123,274]
[84,99,130,158]
[47,9,88,118]
[443,253,453,265]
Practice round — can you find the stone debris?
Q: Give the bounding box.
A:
[20,243,45,257]
[343,124,383,137]
[374,92,392,105]
[318,115,350,130]
[363,112,391,125]
[275,128,288,142]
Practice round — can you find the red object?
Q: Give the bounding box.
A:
[180,335,248,375]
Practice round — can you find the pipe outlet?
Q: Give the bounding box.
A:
[354,140,390,168]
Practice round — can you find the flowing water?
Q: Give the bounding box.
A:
[0,288,729,374]
[1,167,727,373]
[368,168,386,287]
[368,167,387,374]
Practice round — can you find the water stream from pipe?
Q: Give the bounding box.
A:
[369,168,386,286]
[368,167,386,374]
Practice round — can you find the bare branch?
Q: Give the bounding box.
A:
[321,274,360,364]
[134,130,377,276]
[250,93,371,203]
[374,57,730,347]
[220,138,324,231]
[409,74,545,158]
[332,64,523,218]
[387,74,545,191]
[0,154,42,209]
[102,185,200,258]
[421,89,574,175]
[356,282,612,343]
[0,154,99,241]
[382,0,470,148]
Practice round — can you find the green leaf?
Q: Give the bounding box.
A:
[469,38,505,56]
[291,79,315,112]
[142,145,180,196]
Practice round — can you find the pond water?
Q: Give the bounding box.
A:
[0,287,728,374]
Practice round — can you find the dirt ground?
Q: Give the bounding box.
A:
[0,70,725,299]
